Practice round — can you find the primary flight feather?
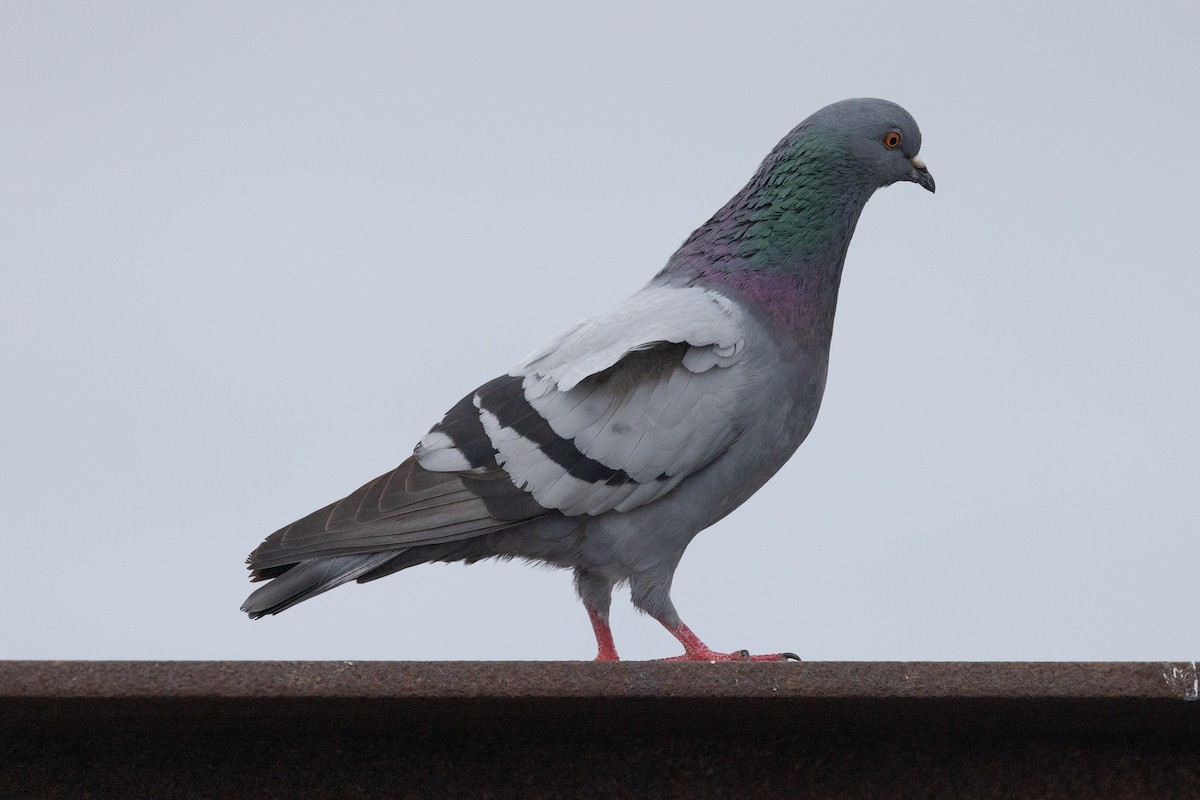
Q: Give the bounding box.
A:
[243,97,935,660]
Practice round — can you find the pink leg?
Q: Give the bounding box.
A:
[658,620,798,662]
[587,604,620,661]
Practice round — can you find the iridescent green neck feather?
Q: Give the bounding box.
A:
[654,127,879,340]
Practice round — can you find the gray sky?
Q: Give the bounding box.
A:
[2,1,1197,661]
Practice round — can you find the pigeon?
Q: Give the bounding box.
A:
[243,97,934,661]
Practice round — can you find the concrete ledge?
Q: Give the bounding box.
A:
[6,660,1199,699]
[3,662,1198,798]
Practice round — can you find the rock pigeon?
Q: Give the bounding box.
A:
[243,97,934,661]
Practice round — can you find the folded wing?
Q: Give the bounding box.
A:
[246,285,751,607]
[417,285,749,516]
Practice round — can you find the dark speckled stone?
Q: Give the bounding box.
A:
[2,662,1198,798]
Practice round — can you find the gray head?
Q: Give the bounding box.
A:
[798,97,934,193]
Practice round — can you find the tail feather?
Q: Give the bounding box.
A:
[242,455,550,616]
[241,552,400,619]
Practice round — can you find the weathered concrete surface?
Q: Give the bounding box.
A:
[5,660,1199,699]
[2,661,1198,798]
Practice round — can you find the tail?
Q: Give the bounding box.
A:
[241,454,547,619]
[240,552,400,619]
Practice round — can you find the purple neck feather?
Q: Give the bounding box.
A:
[652,127,876,343]
[662,258,846,349]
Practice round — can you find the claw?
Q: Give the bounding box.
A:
[780,652,802,662]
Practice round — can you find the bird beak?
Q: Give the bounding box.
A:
[908,155,935,193]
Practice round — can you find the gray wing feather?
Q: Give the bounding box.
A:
[415,285,751,518]
[246,457,534,573]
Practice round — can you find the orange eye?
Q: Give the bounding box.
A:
[883,131,902,149]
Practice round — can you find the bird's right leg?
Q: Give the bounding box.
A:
[574,569,619,661]
[630,569,797,661]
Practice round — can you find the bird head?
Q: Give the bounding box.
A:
[808,98,935,193]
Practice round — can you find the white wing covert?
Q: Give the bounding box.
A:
[416,286,751,517]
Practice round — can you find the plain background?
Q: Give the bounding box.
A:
[2,1,1197,661]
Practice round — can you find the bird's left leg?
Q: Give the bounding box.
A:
[574,569,619,661]
[630,569,798,662]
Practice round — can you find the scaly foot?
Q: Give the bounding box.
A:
[658,648,800,662]
[658,620,800,661]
